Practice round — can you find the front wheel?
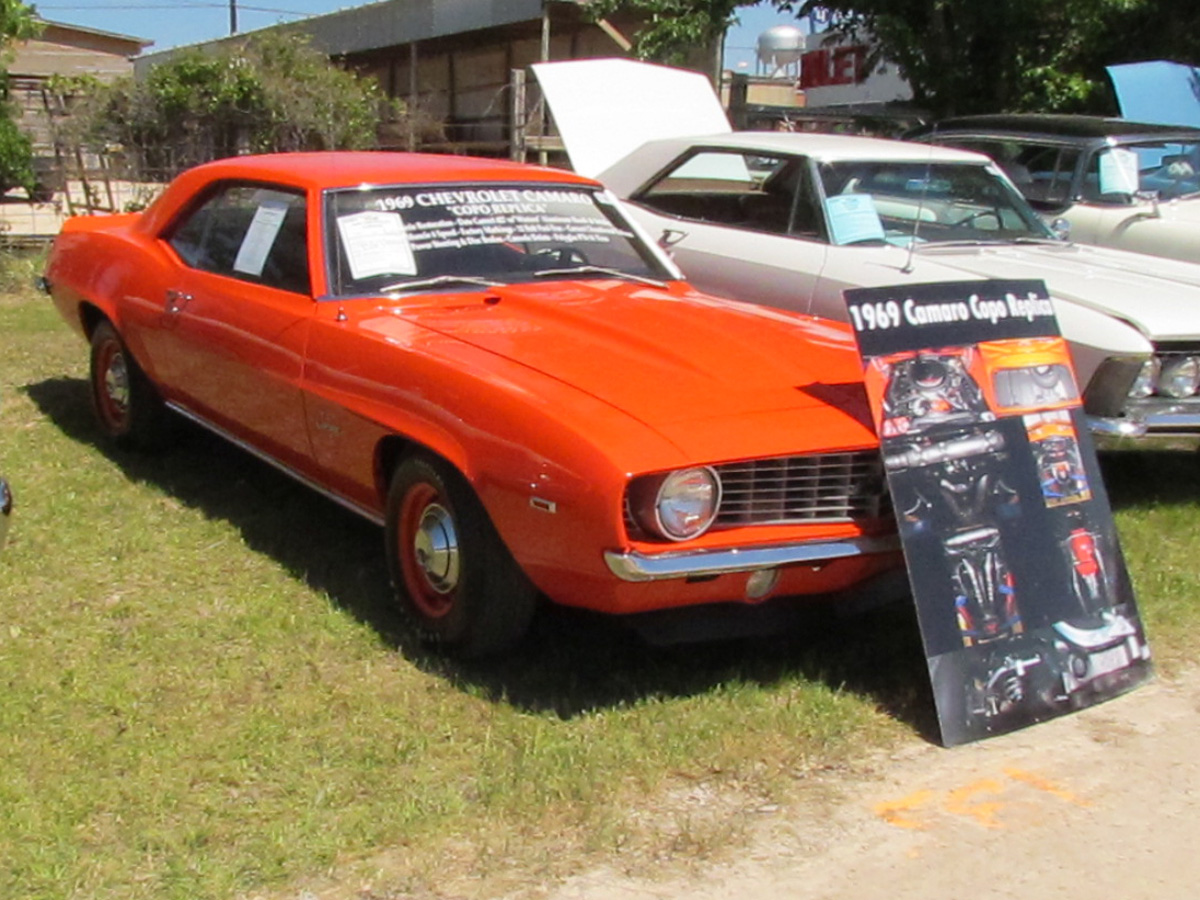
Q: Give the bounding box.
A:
[385,454,537,657]
[88,321,171,450]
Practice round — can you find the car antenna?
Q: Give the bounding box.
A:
[903,124,938,274]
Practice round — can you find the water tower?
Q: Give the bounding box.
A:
[756,24,806,78]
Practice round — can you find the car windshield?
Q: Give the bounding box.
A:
[324,182,672,296]
[1089,140,1200,201]
[814,160,1054,245]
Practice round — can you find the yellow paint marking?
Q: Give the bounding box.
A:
[873,789,936,830]
[874,768,1091,832]
[1003,767,1091,807]
[944,778,1007,829]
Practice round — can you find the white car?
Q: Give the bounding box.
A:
[534,59,1200,448]
[908,114,1200,265]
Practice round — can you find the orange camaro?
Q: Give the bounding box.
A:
[43,152,898,655]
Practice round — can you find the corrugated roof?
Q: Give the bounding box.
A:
[37,17,151,49]
[137,0,565,64]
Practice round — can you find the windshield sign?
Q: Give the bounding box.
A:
[1094,141,1200,201]
[326,183,669,295]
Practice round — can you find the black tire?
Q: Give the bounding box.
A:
[88,320,171,451]
[385,454,537,657]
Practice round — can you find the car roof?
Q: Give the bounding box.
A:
[915,114,1200,143]
[139,151,600,235]
[599,131,990,196]
[638,130,988,163]
[187,151,597,191]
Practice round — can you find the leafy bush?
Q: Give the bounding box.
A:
[52,32,395,176]
[0,112,33,194]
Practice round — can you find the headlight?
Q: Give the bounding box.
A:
[1158,355,1200,398]
[1128,357,1160,399]
[629,466,721,541]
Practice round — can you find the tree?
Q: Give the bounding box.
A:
[596,0,1200,118]
[0,0,39,194]
[63,31,394,176]
[784,0,1200,117]
[586,0,755,77]
[782,0,1138,116]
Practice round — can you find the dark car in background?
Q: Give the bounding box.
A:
[910,114,1200,264]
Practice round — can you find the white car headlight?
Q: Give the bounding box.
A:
[1128,357,1160,399]
[1159,355,1200,399]
[630,466,721,541]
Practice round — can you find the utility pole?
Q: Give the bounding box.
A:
[229,0,238,34]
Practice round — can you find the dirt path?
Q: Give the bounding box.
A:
[540,671,1199,900]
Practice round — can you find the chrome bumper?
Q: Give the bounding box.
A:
[605,534,901,583]
[1089,411,1200,450]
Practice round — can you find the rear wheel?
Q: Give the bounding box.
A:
[385,454,537,656]
[89,320,170,450]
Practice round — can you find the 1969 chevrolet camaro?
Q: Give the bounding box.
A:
[42,152,899,655]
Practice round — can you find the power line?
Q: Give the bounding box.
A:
[40,3,312,14]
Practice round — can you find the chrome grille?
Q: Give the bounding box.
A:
[713,451,889,526]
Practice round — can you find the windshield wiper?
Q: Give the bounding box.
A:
[533,265,667,288]
[381,274,502,293]
[916,239,1003,249]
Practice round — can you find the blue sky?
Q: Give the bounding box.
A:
[35,0,805,63]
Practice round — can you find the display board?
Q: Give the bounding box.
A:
[845,279,1151,746]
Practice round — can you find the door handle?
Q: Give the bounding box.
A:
[165,289,193,313]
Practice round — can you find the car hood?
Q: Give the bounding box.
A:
[909,241,1200,340]
[372,280,877,456]
[1107,60,1200,128]
[532,58,731,178]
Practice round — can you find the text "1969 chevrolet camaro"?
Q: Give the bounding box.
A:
[42,152,899,655]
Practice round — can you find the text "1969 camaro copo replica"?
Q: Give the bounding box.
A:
[42,152,899,655]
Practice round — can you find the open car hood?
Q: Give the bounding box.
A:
[1107,61,1200,128]
[532,58,730,179]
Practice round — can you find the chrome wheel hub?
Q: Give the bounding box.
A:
[105,352,130,413]
[412,502,460,594]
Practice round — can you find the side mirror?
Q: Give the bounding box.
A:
[1133,190,1162,219]
[1049,217,1071,241]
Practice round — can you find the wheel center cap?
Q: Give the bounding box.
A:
[413,503,460,594]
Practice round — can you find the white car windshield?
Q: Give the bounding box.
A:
[814,161,1054,246]
[324,182,672,296]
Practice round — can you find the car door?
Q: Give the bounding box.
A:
[152,181,316,470]
[627,148,830,314]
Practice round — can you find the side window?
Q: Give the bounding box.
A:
[1014,144,1079,209]
[938,139,1078,211]
[168,184,310,294]
[635,150,821,239]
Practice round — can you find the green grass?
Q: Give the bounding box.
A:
[1,271,1198,899]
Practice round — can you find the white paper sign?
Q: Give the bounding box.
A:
[233,199,288,276]
[825,193,886,245]
[335,211,417,280]
[1098,148,1140,196]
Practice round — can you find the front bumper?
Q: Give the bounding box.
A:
[605,533,901,582]
[1090,407,1200,450]
[1085,355,1200,449]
